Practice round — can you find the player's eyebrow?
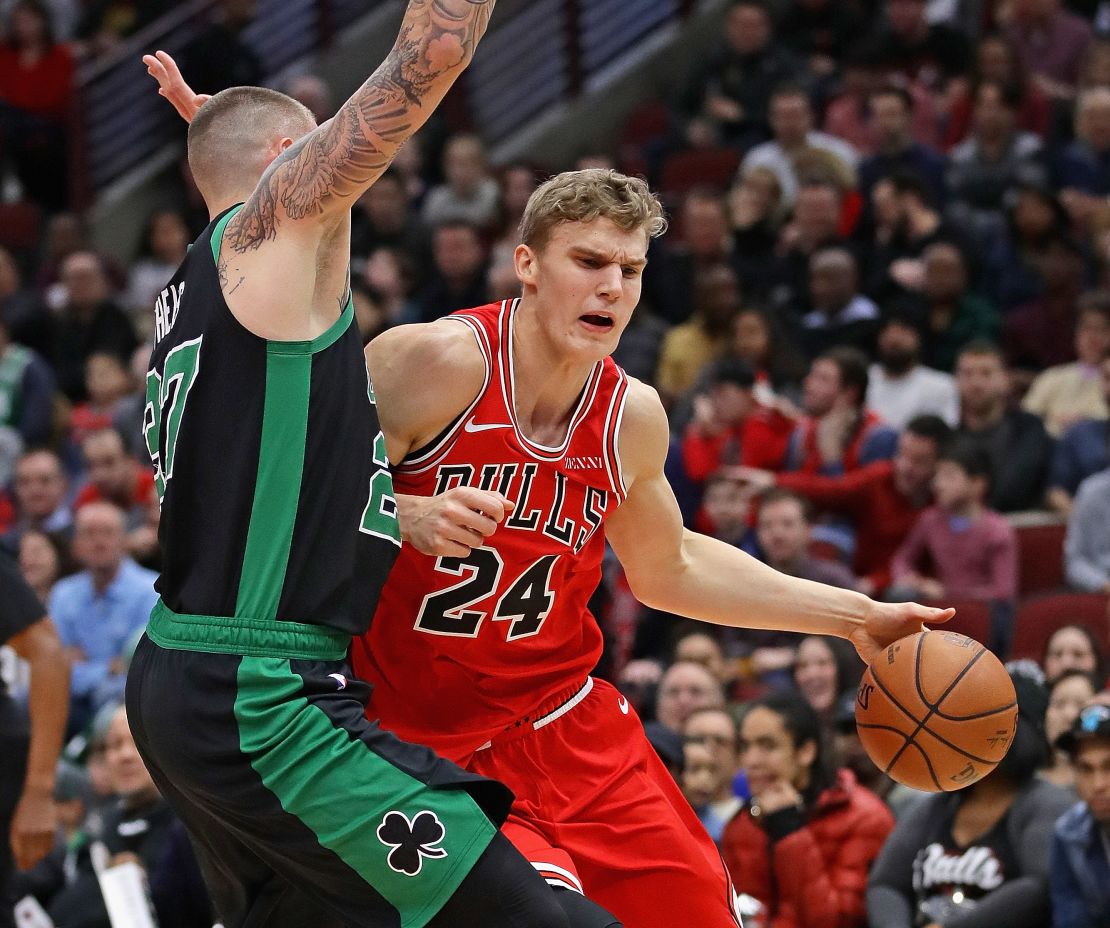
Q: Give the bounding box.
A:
[572,246,647,270]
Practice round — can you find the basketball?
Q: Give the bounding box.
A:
[855,631,1018,793]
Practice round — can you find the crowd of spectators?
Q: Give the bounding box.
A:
[3,0,1110,925]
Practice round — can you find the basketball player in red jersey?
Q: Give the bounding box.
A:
[143,65,952,918]
[350,172,953,928]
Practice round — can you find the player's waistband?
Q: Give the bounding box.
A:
[146,599,349,661]
[477,677,594,751]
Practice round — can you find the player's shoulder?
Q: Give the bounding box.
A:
[368,318,485,386]
[616,377,671,482]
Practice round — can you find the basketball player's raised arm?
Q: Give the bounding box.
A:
[605,380,952,663]
[238,0,495,233]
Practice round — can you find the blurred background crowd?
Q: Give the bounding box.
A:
[3,0,1110,926]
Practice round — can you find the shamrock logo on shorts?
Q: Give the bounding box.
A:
[376,810,448,876]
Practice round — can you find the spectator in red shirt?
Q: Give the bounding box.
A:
[0,0,75,210]
[682,357,797,484]
[783,348,899,476]
[722,690,894,928]
[68,352,133,451]
[890,440,1019,604]
[735,414,952,594]
[74,428,155,530]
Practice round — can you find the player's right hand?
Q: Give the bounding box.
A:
[143,50,210,124]
[397,488,514,557]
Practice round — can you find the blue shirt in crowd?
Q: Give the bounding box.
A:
[48,558,158,700]
[1049,419,1110,496]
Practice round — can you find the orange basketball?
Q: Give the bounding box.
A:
[854,630,1018,792]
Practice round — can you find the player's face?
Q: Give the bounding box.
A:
[1075,740,1110,827]
[520,218,648,361]
[739,707,813,795]
[1046,675,1097,743]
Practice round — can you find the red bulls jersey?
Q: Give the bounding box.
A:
[352,299,630,759]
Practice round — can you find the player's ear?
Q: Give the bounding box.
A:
[279,136,295,152]
[514,243,537,286]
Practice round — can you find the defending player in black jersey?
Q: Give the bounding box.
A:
[125,4,594,927]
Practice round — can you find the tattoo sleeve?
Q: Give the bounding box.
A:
[226,0,496,253]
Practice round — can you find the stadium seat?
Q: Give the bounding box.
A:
[0,201,42,253]
[1015,522,1067,597]
[1009,593,1110,663]
[659,148,741,198]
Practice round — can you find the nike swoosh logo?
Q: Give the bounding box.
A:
[618,696,629,715]
[464,419,514,433]
[328,673,348,690]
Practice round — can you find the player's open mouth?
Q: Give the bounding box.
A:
[579,314,614,329]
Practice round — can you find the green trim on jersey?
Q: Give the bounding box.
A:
[234,657,496,928]
[146,599,347,660]
[235,347,312,620]
[210,205,242,264]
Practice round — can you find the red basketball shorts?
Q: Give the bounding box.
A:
[463,676,742,928]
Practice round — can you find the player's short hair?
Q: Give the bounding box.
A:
[188,86,316,201]
[519,169,667,252]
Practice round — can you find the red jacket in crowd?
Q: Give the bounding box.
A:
[721,769,894,928]
[774,461,928,592]
[682,405,796,484]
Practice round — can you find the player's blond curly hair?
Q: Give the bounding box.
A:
[520,169,668,251]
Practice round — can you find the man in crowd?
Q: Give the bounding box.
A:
[955,340,1053,513]
[3,449,72,547]
[412,220,490,323]
[1064,441,1110,595]
[74,428,157,530]
[1046,350,1110,515]
[655,662,726,735]
[756,488,858,590]
[735,415,952,595]
[48,502,158,735]
[1050,704,1110,927]
[866,309,959,428]
[795,247,880,359]
[858,84,946,204]
[783,347,898,475]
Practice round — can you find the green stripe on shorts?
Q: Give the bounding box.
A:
[234,657,495,928]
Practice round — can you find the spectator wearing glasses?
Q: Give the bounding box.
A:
[682,707,742,843]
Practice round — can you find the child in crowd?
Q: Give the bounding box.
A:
[890,441,1018,603]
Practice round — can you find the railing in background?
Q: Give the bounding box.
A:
[71,0,382,208]
[73,0,703,208]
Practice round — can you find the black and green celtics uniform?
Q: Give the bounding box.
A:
[125,205,521,928]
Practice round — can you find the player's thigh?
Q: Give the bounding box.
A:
[128,642,509,928]
[563,749,740,928]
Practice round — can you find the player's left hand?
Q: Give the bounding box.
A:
[10,788,56,870]
[143,50,210,123]
[397,488,514,557]
[848,600,954,665]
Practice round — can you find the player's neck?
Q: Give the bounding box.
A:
[511,297,600,443]
[207,189,254,221]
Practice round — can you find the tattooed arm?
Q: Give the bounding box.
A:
[228,0,495,252]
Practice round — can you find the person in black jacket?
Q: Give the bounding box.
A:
[954,340,1053,512]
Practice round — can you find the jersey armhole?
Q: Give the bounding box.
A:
[210,204,246,266]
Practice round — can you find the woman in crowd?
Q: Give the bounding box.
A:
[1041,669,1102,789]
[793,634,862,722]
[124,208,190,336]
[1042,623,1107,685]
[17,528,67,602]
[722,691,894,928]
[866,673,1074,928]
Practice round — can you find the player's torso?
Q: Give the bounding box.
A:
[355,299,630,758]
[145,205,400,634]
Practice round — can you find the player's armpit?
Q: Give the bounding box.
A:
[366,321,486,463]
[229,0,496,248]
